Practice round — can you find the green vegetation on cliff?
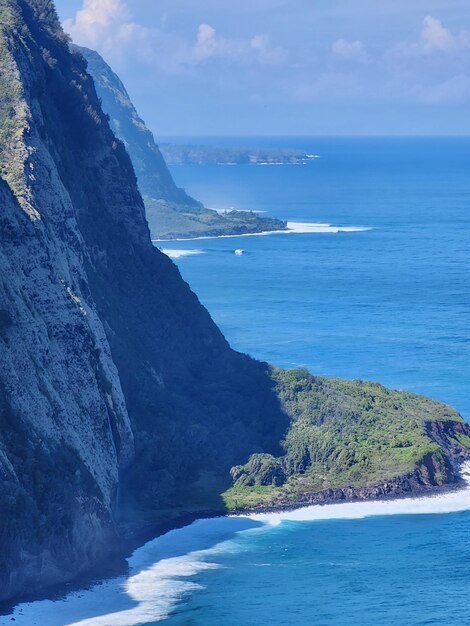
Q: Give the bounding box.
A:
[147,199,285,240]
[223,368,470,510]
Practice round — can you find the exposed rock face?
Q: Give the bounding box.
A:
[76,45,287,241]
[0,0,468,607]
[0,0,287,603]
[0,2,133,599]
[73,46,198,209]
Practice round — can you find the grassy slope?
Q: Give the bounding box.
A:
[223,368,470,510]
[146,198,286,240]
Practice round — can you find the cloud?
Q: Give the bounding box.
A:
[195,23,217,60]
[332,39,369,63]
[194,23,285,65]
[63,0,151,60]
[250,34,286,64]
[289,15,470,106]
[421,16,453,51]
[63,0,285,73]
[389,15,470,58]
[62,4,470,112]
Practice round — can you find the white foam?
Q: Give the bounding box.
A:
[248,462,470,526]
[5,465,470,626]
[285,222,371,234]
[2,518,256,626]
[153,222,372,242]
[67,555,217,626]
[159,249,205,259]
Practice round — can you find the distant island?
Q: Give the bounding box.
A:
[160,144,320,166]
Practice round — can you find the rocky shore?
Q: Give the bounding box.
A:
[233,419,470,514]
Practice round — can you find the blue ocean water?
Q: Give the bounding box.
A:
[163,136,470,418]
[157,137,470,626]
[6,138,470,626]
[165,512,470,626]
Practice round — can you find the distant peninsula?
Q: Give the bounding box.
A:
[159,144,319,166]
[146,201,287,240]
[78,46,289,240]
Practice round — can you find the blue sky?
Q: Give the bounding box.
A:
[55,0,470,136]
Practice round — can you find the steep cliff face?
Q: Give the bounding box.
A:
[76,45,287,241]
[0,1,135,600]
[0,0,469,607]
[73,46,198,210]
[0,0,288,602]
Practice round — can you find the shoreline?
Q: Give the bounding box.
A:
[236,473,470,518]
[230,449,470,515]
[3,462,470,625]
[248,460,470,524]
[153,221,372,243]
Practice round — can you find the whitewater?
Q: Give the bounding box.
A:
[3,463,470,626]
[4,137,470,626]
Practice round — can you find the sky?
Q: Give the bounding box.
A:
[55,0,470,136]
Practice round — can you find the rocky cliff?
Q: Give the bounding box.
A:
[73,46,197,211]
[76,45,287,240]
[0,0,289,602]
[0,0,468,606]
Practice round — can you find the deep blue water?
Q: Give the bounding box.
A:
[164,136,470,419]
[8,138,470,626]
[158,137,470,625]
[166,513,470,626]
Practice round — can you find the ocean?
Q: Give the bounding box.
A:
[5,137,470,625]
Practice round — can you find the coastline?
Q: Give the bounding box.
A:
[153,221,372,243]
[248,461,470,524]
[230,440,470,515]
[3,462,470,626]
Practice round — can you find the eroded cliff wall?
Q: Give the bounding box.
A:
[0,0,287,601]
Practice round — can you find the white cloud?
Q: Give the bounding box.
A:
[250,34,286,64]
[63,1,285,73]
[421,16,453,51]
[195,24,217,60]
[62,4,470,110]
[332,39,369,64]
[289,15,470,106]
[194,23,285,65]
[389,15,470,58]
[63,0,151,60]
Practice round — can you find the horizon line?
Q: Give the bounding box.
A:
[158,133,470,139]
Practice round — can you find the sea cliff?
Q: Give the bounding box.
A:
[77,45,287,240]
[0,0,468,606]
